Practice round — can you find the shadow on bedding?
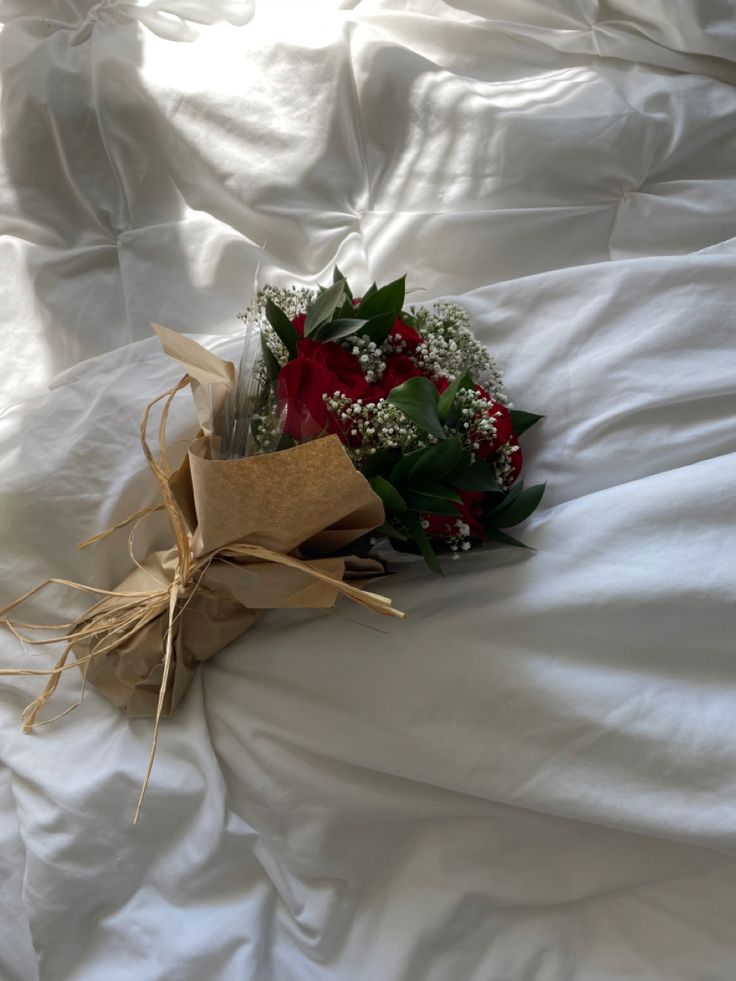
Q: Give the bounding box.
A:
[0,0,255,409]
[1,1,497,410]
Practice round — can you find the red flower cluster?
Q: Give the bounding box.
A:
[277,337,382,439]
[277,316,425,440]
[276,312,523,542]
[423,490,486,539]
[255,271,544,569]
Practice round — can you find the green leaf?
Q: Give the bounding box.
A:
[406,437,464,486]
[485,529,533,550]
[404,493,459,515]
[312,318,368,342]
[305,280,346,336]
[404,513,443,576]
[485,479,524,519]
[414,484,462,501]
[356,275,406,319]
[360,447,396,479]
[360,281,377,303]
[369,475,407,513]
[490,483,546,528]
[359,312,395,345]
[437,372,473,423]
[454,460,502,492]
[388,537,421,557]
[510,409,544,437]
[333,265,352,300]
[446,447,473,482]
[390,445,429,488]
[336,294,355,319]
[387,377,446,440]
[265,299,299,359]
[260,335,281,382]
[376,522,408,542]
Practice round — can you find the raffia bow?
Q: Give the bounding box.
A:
[1,332,403,822]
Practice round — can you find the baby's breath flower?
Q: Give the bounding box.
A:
[342,334,385,382]
[444,388,498,461]
[254,285,316,319]
[251,402,284,453]
[410,302,506,400]
[443,517,474,555]
[492,442,519,491]
[323,393,428,463]
[238,286,317,366]
[257,324,289,365]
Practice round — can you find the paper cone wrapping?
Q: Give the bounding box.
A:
[0,324,401,826]
[171,435,384,557]
[73,434,385,717]
[60,326,389,716]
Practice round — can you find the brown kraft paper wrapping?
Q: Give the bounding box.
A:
[0,325,402,820]
[67,325,389,719]
[73,434,386,717]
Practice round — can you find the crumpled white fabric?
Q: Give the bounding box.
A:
[1,2,736,980]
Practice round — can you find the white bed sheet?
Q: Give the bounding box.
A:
[1,2,736,979]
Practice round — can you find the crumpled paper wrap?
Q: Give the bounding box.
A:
[75,433,387,718]
[1,324,402,820]
[70,323,394,719]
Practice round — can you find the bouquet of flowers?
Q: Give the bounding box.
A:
[253,268,544,573]
[1,270,543,819]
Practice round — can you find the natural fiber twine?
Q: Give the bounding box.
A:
[1,375,402,822]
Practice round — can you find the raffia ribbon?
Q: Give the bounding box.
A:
[0,330,403,822]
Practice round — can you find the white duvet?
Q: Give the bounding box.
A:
[1,2,736,979]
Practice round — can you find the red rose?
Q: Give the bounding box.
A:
[466,387,522,481]
[291,312,307,336]
[389,317,422,352]
[381,354,422,395]
[488,412,522,481]
[476,401,513,458]
[297,338,368,387]
[277,355,338,440]
[277,338,379,442]
[423,490,486,540]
